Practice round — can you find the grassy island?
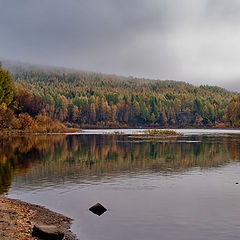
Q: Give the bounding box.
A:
[130,129,182,139]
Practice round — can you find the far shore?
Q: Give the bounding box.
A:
[0,128,82,135]
[0,127,240,136]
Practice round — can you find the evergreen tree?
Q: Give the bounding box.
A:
[0,63,15,106]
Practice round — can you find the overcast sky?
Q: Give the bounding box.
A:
[1,0,240,91]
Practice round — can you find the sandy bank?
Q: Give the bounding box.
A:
[0,197,78,240]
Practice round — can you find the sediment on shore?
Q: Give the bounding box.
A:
[0,197,78,240]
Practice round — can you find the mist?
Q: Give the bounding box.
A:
[1,0,240,91]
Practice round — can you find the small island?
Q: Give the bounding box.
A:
[130,129,182,139]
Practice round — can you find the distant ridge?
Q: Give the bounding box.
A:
[1,58,238,128]
[2,58,232,93]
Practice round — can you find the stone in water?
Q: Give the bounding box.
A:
[89,203,107,216]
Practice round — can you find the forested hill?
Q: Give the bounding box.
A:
[2,60,240,128]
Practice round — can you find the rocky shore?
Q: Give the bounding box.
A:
[0,197,78,240]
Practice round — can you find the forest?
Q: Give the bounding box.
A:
[0,61,240,131]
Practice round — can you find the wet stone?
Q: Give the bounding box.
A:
[89,203,107,216]
[32,224,64,240]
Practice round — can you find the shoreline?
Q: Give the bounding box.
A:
[0,197,78,240]
[0,128,82,135]
[0,127,240,136]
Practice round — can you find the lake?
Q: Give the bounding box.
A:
[1,129,240,240]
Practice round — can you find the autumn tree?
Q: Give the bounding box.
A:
[224,95,240,127]
[16,86,45,117]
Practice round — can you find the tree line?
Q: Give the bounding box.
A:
[0,62,239,131]
[0,63,68,132]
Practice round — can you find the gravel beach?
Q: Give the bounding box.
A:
[0,197,78,240]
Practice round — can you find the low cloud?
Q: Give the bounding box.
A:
[0,0,240,91]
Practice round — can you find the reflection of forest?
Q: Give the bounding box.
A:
[0,134,240,194]
[0,134,67,194]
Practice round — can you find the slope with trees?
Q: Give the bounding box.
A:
[0,63,74,132]
[1,61,240,130]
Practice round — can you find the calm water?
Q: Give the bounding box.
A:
[1,129,240,240]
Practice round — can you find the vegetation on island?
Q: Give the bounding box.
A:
[0,61,240,131]
[143,129,180,136]
[130,129,181,139]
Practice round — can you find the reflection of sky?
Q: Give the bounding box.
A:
[2,132,239,239]
[8,163,240,240]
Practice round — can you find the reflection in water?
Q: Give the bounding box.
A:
[0,135,67,194]
[0,134,240,194]
[1,133,240,240]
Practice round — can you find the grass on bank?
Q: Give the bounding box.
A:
[0,112,82,134]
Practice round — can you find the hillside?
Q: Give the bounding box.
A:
[1,60,239,128]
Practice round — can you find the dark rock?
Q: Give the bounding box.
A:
[236,182,239,184]
[89,203,107,216]
[32,224,64,240]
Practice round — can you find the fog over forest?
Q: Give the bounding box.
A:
[1,0,240,92]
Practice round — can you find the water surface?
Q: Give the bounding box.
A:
[1,130,240,240]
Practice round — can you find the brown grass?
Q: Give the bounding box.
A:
[130,129,182,139]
